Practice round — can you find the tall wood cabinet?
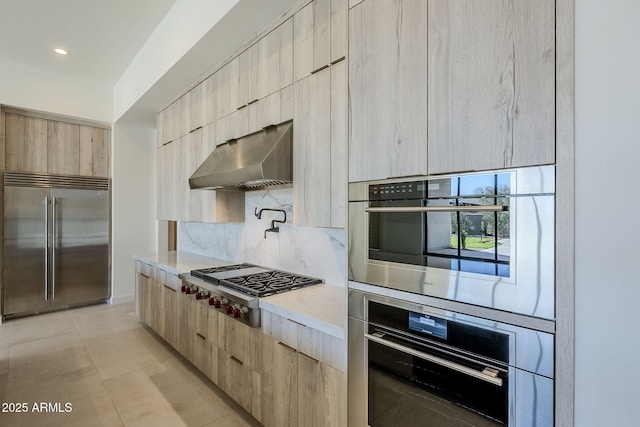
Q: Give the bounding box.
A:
[4,111,110,178]
[348,0,429,182]
[349,0,555,181]
[293,59,346,228]
[427,0,555,173]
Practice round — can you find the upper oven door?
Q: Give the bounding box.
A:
[348,165,555,320]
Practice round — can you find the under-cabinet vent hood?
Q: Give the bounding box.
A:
[189,120,293,191]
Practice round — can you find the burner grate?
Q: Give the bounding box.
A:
[220,271,322,297]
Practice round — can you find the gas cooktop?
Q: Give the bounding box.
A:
[189,264,323,297]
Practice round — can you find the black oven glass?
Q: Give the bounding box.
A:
[368,302,509,426]
[368,173,511,277]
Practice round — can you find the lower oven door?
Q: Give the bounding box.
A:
[367,330,508,426]
[348,291,555,427]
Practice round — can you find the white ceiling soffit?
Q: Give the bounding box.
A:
[0,0,177,86]
[115,0,301,127]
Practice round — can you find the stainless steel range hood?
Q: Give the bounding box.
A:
[189,120,292,191]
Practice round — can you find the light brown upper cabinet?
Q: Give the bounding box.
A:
[4,113,48,173]
[157,96,187,146]
[294,0,347,81]
[48,121,80,176]
[293,60,346,228]
[79,126,110,177]
[256,18,293,100]
[427,0,555,173]
[348,0,429,182]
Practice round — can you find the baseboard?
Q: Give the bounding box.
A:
[110,294,135,305]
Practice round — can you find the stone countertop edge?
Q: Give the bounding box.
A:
[259,283,346,341]
[133,251,231,276]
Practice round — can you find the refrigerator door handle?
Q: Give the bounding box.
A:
[44,196,49,301]
[51,196,56,300]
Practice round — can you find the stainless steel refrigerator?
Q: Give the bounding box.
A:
[3,172,110,319]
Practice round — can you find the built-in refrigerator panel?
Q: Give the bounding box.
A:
[3,186,51,316]
[50,188,110,309]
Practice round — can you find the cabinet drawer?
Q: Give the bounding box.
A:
[218,349,262,421]
[261,311,346,372]
[218,314,261,372]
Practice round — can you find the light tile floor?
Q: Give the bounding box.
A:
[0,302,261,427]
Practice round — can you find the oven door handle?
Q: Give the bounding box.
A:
[364,205,504,213]
[365,333,504,387]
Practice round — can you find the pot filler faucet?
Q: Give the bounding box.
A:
[254,208,287,238]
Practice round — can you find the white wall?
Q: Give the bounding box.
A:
[0,58,111,123]
[111,123,157,303]
[575,0,640,425]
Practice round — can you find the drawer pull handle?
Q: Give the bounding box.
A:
[196,333,206,340]
[277,341,296,352]
[299,352,319,363]
[230,355,244,365]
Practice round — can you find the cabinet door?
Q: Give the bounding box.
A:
[79,126,110,177]
[256,18,293,99]
[188,124,218,222]
[48,121,80,175]
[187,83,206,132]
[294,62,346,228]
[218,315,261,372]
[5,113,48,173]
[294,0,330,80]
[215,57,241,119]
[330,0,347,62]
[427,0,555,173]
[192,300,211,374]
[297,352,347,427]
[348,0,428,182]
[261,336,298,427]
[293,67,331,227]
[207,308,220,383]
[330,60,347,228]
[156,141,178,221]
[162,283,178,349]
[218,349,262,421]
[135,261,152,322]
[176,292,195,361]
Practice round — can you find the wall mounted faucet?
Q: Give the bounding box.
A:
[254,207,287,238]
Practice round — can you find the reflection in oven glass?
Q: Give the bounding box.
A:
[368,340,507,426]
[369,366,502,427]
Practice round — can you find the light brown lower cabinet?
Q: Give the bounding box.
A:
[135,265,344,426]
[176,292,195,361]
[261,334,346,427]
[162,284,178,348]
[218,349,262,422]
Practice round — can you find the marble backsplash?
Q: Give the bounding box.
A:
[178,187,347,286]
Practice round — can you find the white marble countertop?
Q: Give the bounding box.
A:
[260,283,346,340]
[134,251,347,339]
[133,251,230,276]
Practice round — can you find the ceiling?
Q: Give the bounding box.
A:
[0,0,177,87]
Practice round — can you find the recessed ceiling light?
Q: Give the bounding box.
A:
[54,48,69,55]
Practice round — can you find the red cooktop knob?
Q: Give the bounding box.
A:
[208,297,216,306]
[233,308,242,319]
[180,284,187,293]
[226,305,234,315]
[214,300,222,308]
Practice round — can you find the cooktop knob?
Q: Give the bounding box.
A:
[225,305,234,315]
[180,284,187,293]
[208,296,217,306]
[233,307,242,318]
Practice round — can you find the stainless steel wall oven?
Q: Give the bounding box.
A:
[348,166,555,319]
[348,290,554,426]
